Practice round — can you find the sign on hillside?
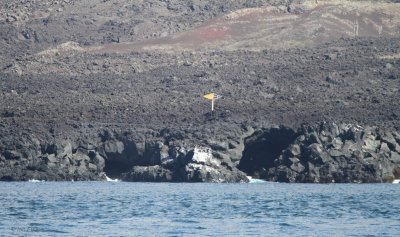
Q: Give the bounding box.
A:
[203,93,222,111]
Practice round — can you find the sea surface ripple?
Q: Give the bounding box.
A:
[0,182,399,236]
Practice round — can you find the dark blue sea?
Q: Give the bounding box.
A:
[0,182,399,237]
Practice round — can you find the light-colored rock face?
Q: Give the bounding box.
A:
[289,144,301,156]
[391,152,400,164]
[190,146,221,168]
[191,146,213,164]
[182,146,248,182]
[56,140,73,158]
[362,135,381,152]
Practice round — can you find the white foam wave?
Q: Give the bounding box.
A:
[247,176,267,184]
[393,179,400,184]
[106,175,120,182]
[28,179,45,183]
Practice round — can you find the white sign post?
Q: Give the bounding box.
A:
[203,93,222,112]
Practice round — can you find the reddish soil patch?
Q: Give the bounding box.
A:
[190,26,229,42]
[87,4,399,54]
[88,23,231,53]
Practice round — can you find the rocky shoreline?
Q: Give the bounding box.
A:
[1,0,400,182]
[1,121,399,183]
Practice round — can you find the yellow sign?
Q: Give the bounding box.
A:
[203,93,214,100]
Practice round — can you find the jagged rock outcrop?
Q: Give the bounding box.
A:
[1,122,398,183]
[121,166,174,182]
[240,122,400,183]
[121,146,248,182]
[0,128,248,182]
[178,146,248,182]
[0,132,105,181]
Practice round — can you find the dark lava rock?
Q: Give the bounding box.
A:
[239,122,400,183]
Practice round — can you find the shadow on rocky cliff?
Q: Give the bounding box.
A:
[238,126,298,178]
[99,130,138,179]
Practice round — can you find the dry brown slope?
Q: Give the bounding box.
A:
[87,0,400,53]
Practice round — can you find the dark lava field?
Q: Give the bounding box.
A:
[0,0,399,182]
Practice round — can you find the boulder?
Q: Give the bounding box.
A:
[393,166,400,179]
[305,143,332,164]
[3,150,22,160]
[93,153,105,170]
[88,163,97,171]
[290,162,305,173]
[121,165,173,182]
[362,135,380,152]
[183,162,247,182]
[288,144,301,156]
[390,152,400,164]
[379,142,391,153]
[342,140,358,153]
[331,137,343,149]
[289,157,300,164]
[44,154,57,164]
[56,140,73,158]
[308,132,321,144]
[329,149,343,157]
[184,163,219,182]
[319,130,333,143]
[207,140,228,151]
[396,144,400,153]
[275,165,297,182]
[60,156,72,166]
[104,140,124,155]
[381,133,397,151]
[78,141,97,150]
[318,163,337,183]
[73,149,90,162]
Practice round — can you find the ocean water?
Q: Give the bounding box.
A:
[0,182,399,237]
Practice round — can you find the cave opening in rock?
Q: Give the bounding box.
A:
[104,160,133,179]
[238,127,298,178]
